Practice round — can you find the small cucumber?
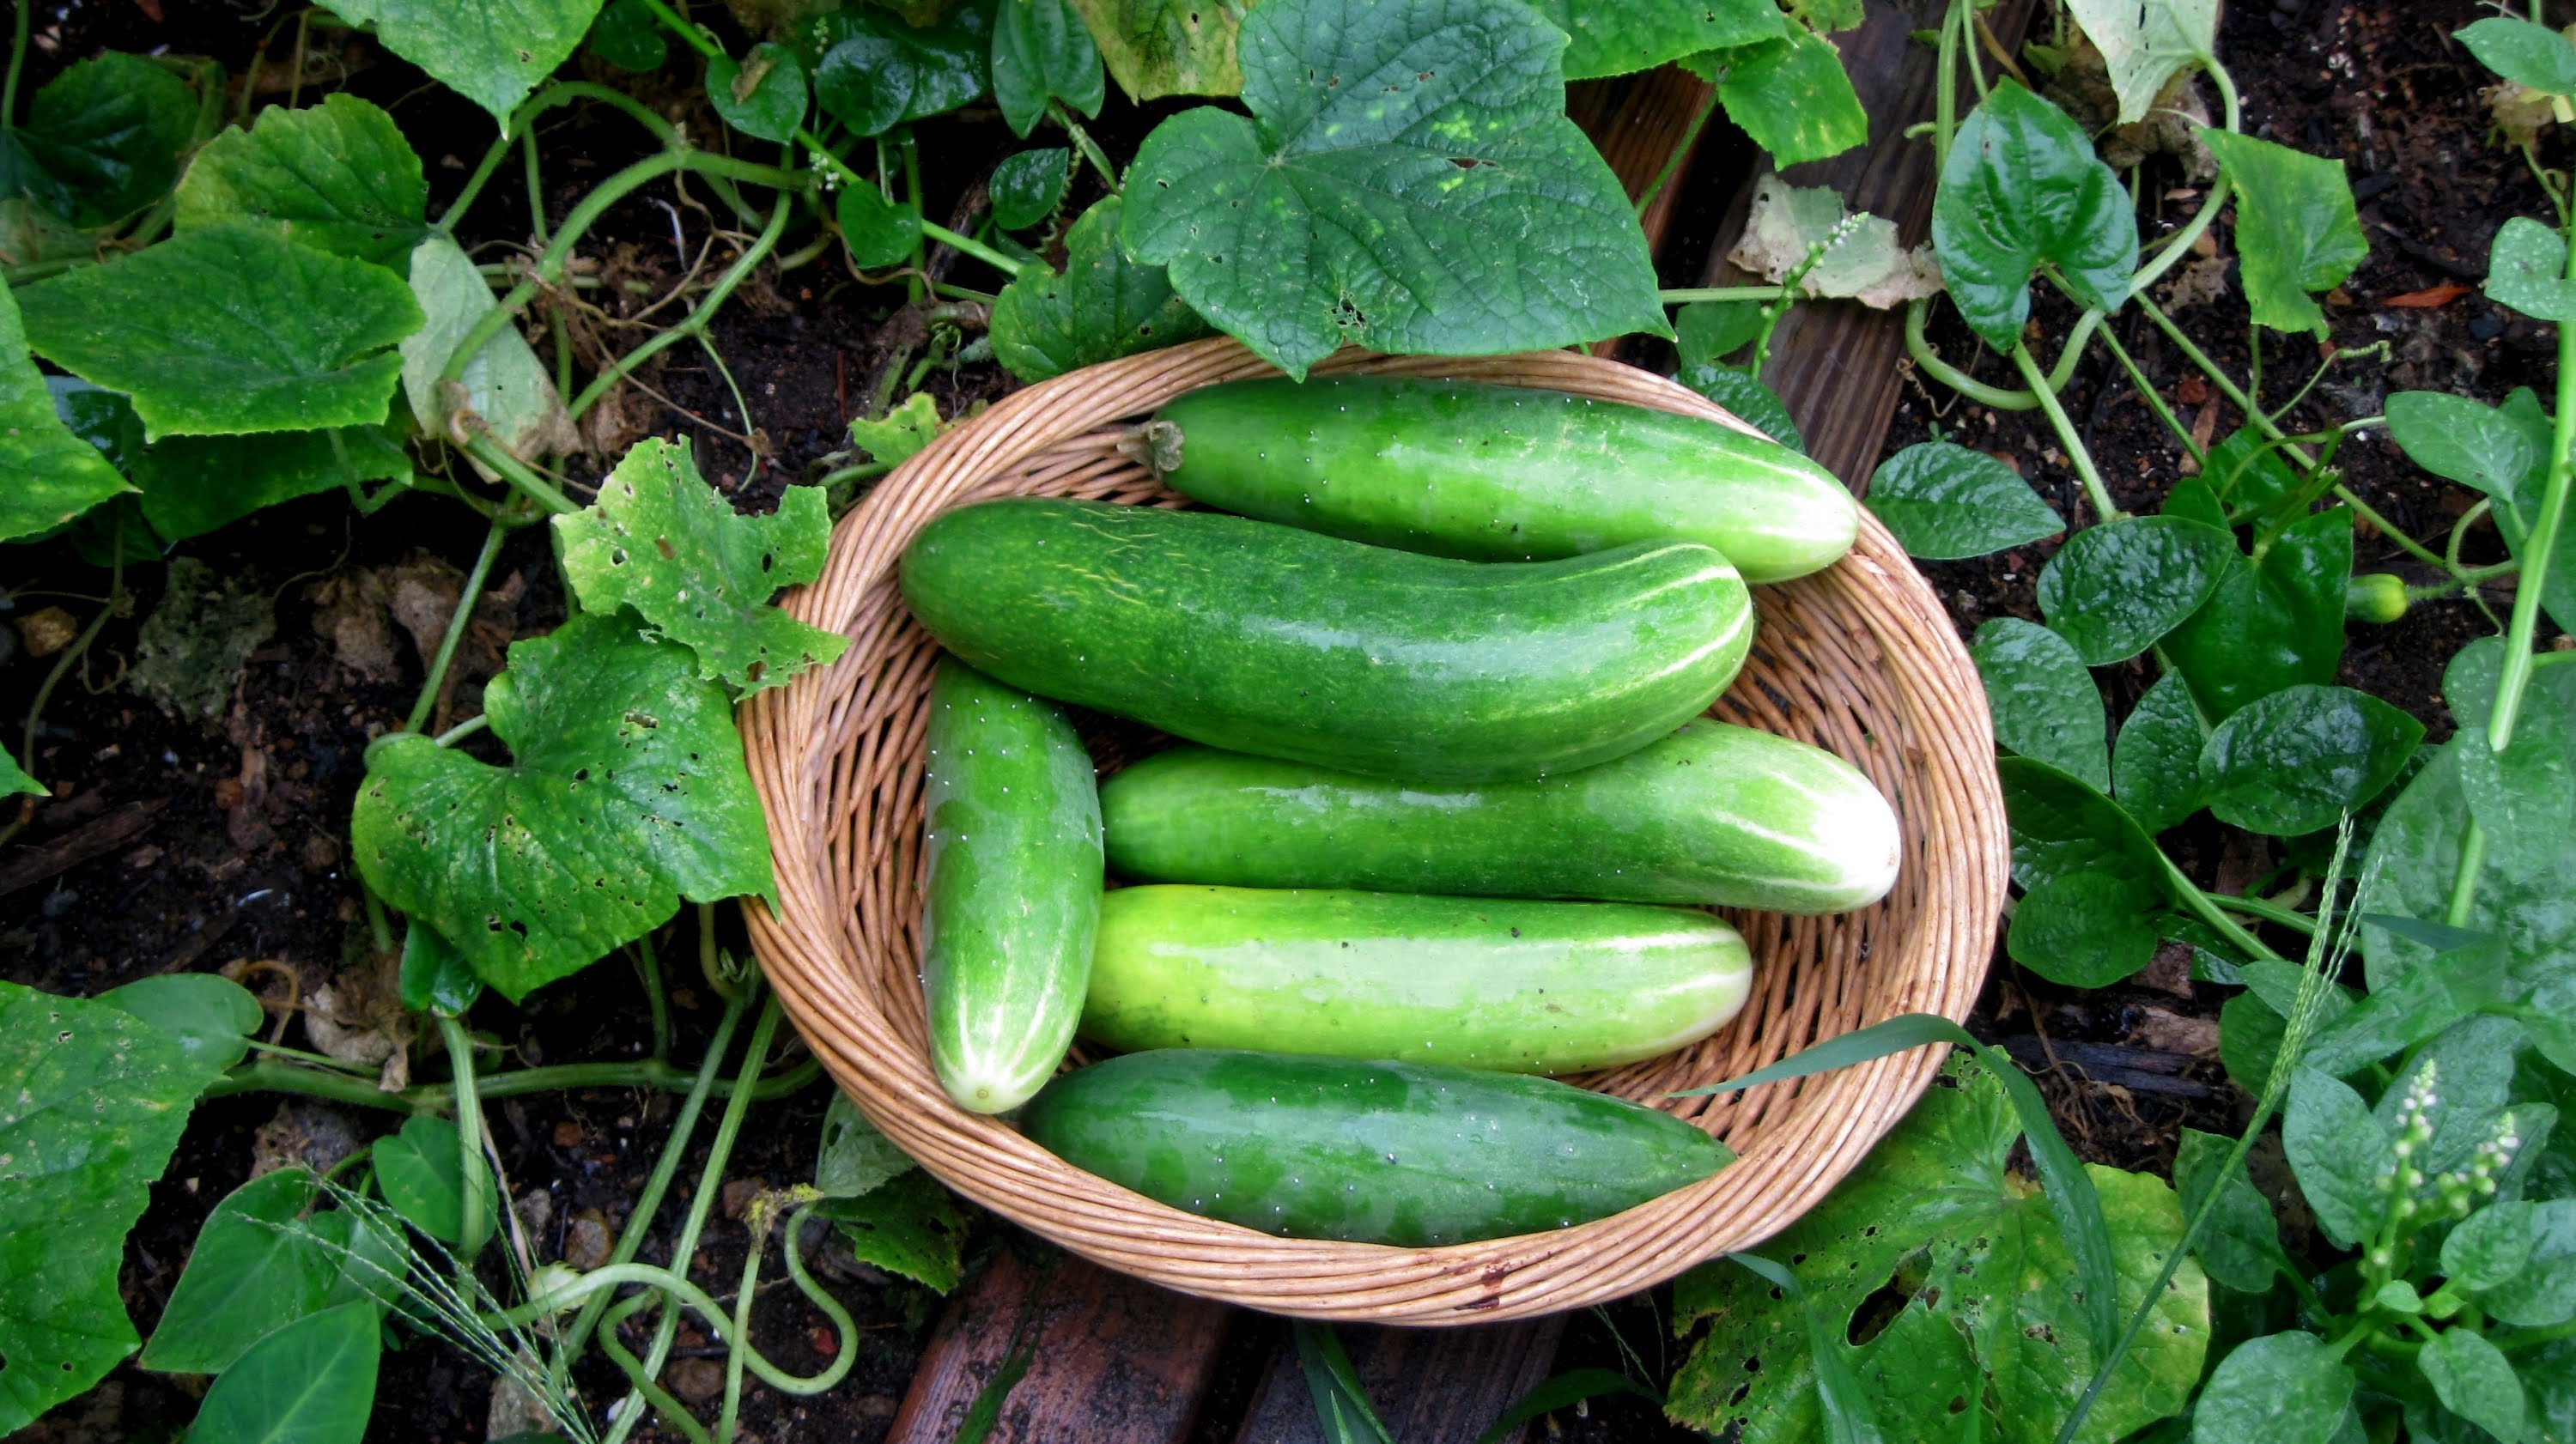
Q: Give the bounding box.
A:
[1018,1049,1732,1246]
[899,499,1752,782]
[1142,375,1858,583]
[1083,886,1752,1074]
[1102,720,1900,914]
[920,659,1102,1113]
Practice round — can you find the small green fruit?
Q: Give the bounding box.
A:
[2346,573,2409,623]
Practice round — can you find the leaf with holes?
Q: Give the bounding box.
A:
[1870,441,2064,560]
[19,225,421,440]
[553,438,848,693]
[1971,616,2107,790]
[174,94,431,270]
[991,194,1209,381]
[1122,0,1668,379]
[1688,27,1868,167]
[1535,0,1788,81]
[1933,82,2136,349]
[709,44,809,143]
[2065,0,2215,124]
[994,0,1106,136]
[1668,1053,2207,1444]
[0,282,132,543]
[317,0,609,129]
[350,612,775,999]
[811,3,993,137]
[0,981,212,1434]
[1069,0,1245,100]
[848,391,944,468]
[2197,130,2366,337]
[816,1172,969,1293]
[991,148,1071,230]
[10,52,201,226]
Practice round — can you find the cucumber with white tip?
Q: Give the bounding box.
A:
[1100,720,1899,913]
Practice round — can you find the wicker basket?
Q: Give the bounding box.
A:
[739,338,2008,1324]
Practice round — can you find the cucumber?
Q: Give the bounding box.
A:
[1018,1049,1732,1246]
[899,499,1752,782]
[1083,886,1752,1075]
[1141,375,1857,583]
[1101,720,1901,914]
[920,659,1102,1113]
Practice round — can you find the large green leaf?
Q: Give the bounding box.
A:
[143,1169,381,1374]
[2000,756,2172,897]
[1933,82,2136,349]
[0,281,132,543]
[374,1115,501,1249]
[1668,1055,2206,1444]
[181,1301,380,1444]
[1971,617,2108,790]
[2281,1066,2391,1248]
[2197,130,2366,337]
[0,982,210,1433]
[14,52,201,226]
[2034,515,2237,665]
[1122,0,1668,379]
[44,378,404,541]
[1536,0,1788,81]
[2190,1332,2353,1444]
[992,194,1211,381]
[2113,672,2208,834]
[398,234,571,463]
[2458,16,2576,96]
[98,972,264,1077]
[2418,1330,2527,1444]
[351,613,775,999]
[552,438,848,693]
[2163,507,2352,719]
[2065,0,2215,124]
[1865,440,2063,560]
[811,3,993,137]
[708,44,810,143]
[1691,27,1868,167]
[19,224,420,440]
[2008,869,2165,986]
[174,94,430,270]
[2198,684,2423,837]
[319,0,610,129]
[1068,0,1244,100]
[993,0,1107,136]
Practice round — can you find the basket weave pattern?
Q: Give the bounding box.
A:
[740,339,2008,1322]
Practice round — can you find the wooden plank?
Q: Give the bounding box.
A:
[1570,64,1722,249]
[884,1245,1235,1444]
[1230,1317,1568,1444]
[1697,0,2041,488]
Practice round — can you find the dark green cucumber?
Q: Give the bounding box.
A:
[1101,720,1901,914]
[1083,886,1752,1074]
[920,659,1102,1113]
[1143,375,1857,583]
[1018,1049,1732,1246]
[898,499,1752,782]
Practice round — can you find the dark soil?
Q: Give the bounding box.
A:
[0,2,2553,1442]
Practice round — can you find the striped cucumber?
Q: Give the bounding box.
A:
[1101,720,1900,913]
[1141,375,1857,583]
[920,659,1101,1113]
[898,499,1753,782]
[1018,1049,1732,1246]
[1082,886,1753,1074]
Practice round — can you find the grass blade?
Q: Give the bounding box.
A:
[1472,1368,1659,1444]
[1292,1321,1395,1444]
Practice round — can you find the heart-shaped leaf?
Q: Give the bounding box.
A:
[552,438,848,693]
[0,281,131,543]
[991,147,1071,230]
[2113,671,2208,834]
[1971,616,2108,790]
[708,44,810,143]
[811,4,993,137]
[1933,82,2136,349]
[180,1301,380,1444]
[837,182,922,270]
[2163,506,2352,719]
[2386,387,2549,506]
[990,195,1209,382]
[0,982,210,1434]
[373,1115,500,1248]
[993,0,1106,136]
[1866,440,2064,559]
[350,613,775,998]
[2190,1332,2354,1444]
[174,94,430,270]
[2488,215,2576,323]
[20,225,422,440]
[317,0,608,129]
[143,1168,390,1374]
[2008,869,2164,986]
[1122,0,1668,379]
[2197,130,2366,337]
[2200,684,2424,837]
[2034,514,2237,664]
[1069,0,1244,100]
[2001,755,2172,898]
[97,973,263,1078]
[2458,15,2576,94]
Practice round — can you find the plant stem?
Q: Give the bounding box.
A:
[438,1016,494,1260]
[2010,341,2121,522]
[2094,322,2208,468]
[2160,854,2290,965]
[403,518,508,734]
[1656,285,1792,306]
[571,185,793,422]
[637,937,673,1063]
[2210,892,2320,936]
[461,436,580,515]
[920,218,1025,278]
[3,0,28,126]
[1634,86,1722,221]
[633,0,722,58]
[1052,103,1120,193]
[201,1052,819,1113]
[2488,228,2576,754]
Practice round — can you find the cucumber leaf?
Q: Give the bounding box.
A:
[180,1301,380,1444]
[993,0,1106,136]
[2196,130,2366,337]
[990,195,1209,381]
[174,94,429,270]
[552,438,848,693]
[316,0,609,130]
[1867,440,2064,560]
[991,147,1070,231]
[1067,0,1245,100]
[1932,82,2136,349]
[13,52,201,227]
[0,282,133,543]
[0,982,211,1434]
[2112,671,2208,834]
[816,1091,917,1198]
[1971,616,2108,791]
[20,225,420,440]
[42,379,405,542]
[2034,515,2237,664]
[1668,1054,2206,1444]
[1691,27,1868,167]
[2065,0,2215,124]
[814,1172,969,1293]
[2197,684,2423,837]
[1534,0,1788,81]
[351,613,775,999]
[1122,0,1668,380]
[708,44,810,143]
[811,3,993,138]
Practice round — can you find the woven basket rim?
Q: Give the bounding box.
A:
[740,337,2008,1323]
